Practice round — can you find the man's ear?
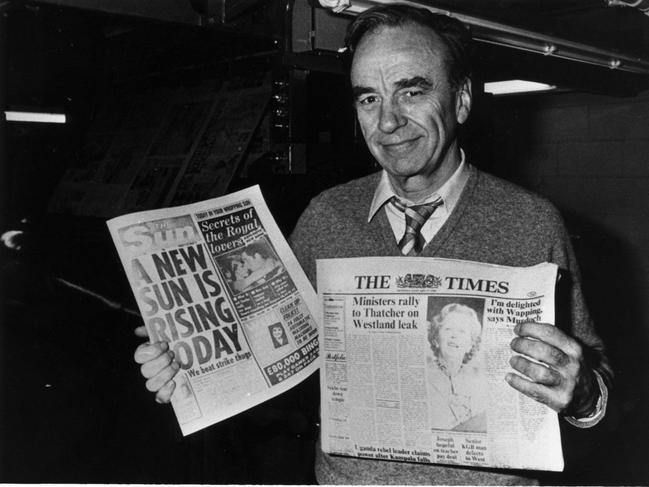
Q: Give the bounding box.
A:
[455,78,472,125]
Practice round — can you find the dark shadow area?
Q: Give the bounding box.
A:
[486,94,649,484]
[0,203,322,484]
[0,6,328,483]
[556,212,649,486]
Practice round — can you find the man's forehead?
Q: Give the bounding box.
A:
[354,24,445,55]
[350,24,447,82]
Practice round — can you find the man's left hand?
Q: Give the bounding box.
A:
[506,322,599,417]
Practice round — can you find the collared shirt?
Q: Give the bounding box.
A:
[368,151,471,247]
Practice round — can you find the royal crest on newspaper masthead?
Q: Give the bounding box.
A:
[396,273,442,289]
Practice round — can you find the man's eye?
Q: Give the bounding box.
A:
[358,95,378,106]
[404,90,423,98]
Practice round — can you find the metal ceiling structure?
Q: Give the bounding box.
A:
[6,0,649,97]
[17,0,649,77]
[315,0,649,75]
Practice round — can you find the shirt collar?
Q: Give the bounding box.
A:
[367,150,471,222]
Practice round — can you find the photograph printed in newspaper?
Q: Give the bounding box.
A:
[317,256,563,471]
[107,185,320,435]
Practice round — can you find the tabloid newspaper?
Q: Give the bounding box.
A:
[107,186,319,435]
[317,256,564,471]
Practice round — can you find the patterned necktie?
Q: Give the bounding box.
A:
[390,196,443,255]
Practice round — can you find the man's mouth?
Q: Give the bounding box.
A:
[380,137,420,153]
[382,137,419,146]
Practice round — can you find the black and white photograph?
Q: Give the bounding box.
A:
[268,322,289,348]
[216,238,283,294]
[426,297,487,433]
[2,0,649,484]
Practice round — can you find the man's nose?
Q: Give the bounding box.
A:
[378,100,406,133]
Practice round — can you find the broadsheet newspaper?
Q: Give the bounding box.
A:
[107,186,319,435]
[317,257,564,471]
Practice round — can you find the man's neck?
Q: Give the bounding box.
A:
[389,145,462,203]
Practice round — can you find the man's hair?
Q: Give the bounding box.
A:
[241,241,272,260]
[345,4,473,89]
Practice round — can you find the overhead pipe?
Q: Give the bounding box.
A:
[318,0,649,75]
[606,0,649,15]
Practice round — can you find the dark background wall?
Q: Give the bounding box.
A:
[488,90,649,484]
[1,4,649,485]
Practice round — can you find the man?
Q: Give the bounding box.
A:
[135,4,611,484]
[239,241,281,286]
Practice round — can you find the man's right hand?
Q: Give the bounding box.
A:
[134,326,179,403]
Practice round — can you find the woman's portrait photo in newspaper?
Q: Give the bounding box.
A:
[215,238,284,294]
[426,297,487,434]
[268,322,289,348]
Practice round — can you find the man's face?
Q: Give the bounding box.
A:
[233,260,248,280]
[350,24,471,192]
[241,251,265,272]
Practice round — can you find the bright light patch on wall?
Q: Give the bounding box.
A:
[4,111,67,123]
[484,80,556,95]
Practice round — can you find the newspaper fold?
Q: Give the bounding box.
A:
[108,186,320,435]
[317,257,563,471]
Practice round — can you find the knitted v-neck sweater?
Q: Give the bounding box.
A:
[289,167,609,485]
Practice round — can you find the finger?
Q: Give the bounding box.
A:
[505,373,558,411]
[134,326,148,338]
[509,355,562,386]
[510,336,568,368]
[146,361,180,392]
[134,341,168,364]
[155,380,177,404]
[514,322,582,357]
[140,350,175,379]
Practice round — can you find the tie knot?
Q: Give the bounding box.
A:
[390,196,442,221]
[389,196,443,255]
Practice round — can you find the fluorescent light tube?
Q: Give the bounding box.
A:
[484,80,556,95]
[4,111,67,123]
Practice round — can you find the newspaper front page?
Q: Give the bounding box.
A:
[317,257,563,471]
[107,186,319,435]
